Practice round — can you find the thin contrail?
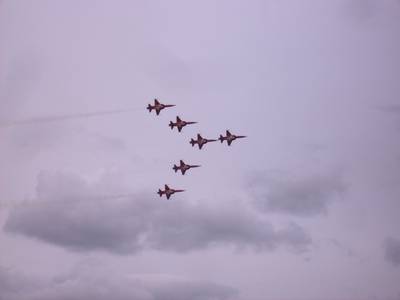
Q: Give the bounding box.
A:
[0,107,142,128]
[0,193,137,209]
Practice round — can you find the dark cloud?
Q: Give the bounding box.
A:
[4,171,311,254]
[0,263,237,300]
[248,171,346,217]
[383,237,400,266]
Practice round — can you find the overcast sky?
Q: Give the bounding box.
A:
[1,1,400,299]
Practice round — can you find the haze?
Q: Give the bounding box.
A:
[1,1,400,299]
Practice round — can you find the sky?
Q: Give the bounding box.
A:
[0,0,400,299]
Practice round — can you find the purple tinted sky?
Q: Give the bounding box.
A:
[1,1,400,299]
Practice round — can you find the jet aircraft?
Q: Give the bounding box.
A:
[169,116,197,132]
[147,99,175,115]
[219,130,247,146]
[157,185,185,200]
[173,160,201,175]
[190,134,217,150]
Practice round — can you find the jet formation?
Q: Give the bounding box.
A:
[147,98,246,199]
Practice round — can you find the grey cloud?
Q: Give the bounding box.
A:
[0,267,43,300]
[377,104,400,115]
[248,171,346,217]
[342,0,400,21]
[0,54,42,121]
[4,171,311,254]
[0,263,237,300]
[344,0,379,20]
[384,237,400,266]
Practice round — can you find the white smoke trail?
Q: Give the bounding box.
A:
[0,193,138,209]
[0,107,142,128]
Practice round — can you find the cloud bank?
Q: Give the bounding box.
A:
[0,263,237,300]
[4,171,311,254]
[248,171,346,217]
[384,237,400,266]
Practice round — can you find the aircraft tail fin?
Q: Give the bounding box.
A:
[190,139,195,147]
[219,135,224,143]
[173,165,178,173]
[147,105,153,112]
[157,189,162,197]
[169,121,174,129]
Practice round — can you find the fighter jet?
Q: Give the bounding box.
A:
[157,184,185,200]
[219,130,247,146]
[190,134,217,150]
[173,160,201,175]
[147,99,175,115]
[169,116,197,132]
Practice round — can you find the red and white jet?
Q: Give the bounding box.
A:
[173,160,201,175]
[219,130,247,146]
[190,134,217,150]
[169,116,197,132]
[157,185,185,200]
[147,99,175,115]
